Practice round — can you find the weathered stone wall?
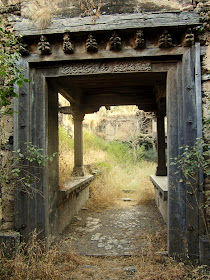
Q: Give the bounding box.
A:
[85,111,155,144]
[0,5,21,230]
[21,0,194,22]
[195,1,210,231]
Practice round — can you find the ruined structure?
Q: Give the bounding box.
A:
[0,0,210,264]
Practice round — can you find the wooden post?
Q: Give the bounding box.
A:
[167,46,201,261]
[72,112,85,177]
[156,113,167,176]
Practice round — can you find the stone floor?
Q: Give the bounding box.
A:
[57,201,166,257]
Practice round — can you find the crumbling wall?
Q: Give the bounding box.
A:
[194,1,210,231]
[0,3,21,231]
[21,0,193,23]
[88,111,155,144]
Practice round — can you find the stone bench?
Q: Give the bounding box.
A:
[54,175,94,236]
[150,175,168,224]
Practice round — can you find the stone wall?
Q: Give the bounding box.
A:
[0,4,21,230]
[85,110,155,144]
[21,0,193,24]
[195,1,210,231]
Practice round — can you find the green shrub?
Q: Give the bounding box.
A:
[59,125,73,149]
[83,129,108,151]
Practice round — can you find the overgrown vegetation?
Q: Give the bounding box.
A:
[0,231,82,279]
[59,126,156,210]
[0,228,209,279]
[0,18,56,229]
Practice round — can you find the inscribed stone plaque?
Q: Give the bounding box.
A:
[60,60,151,75]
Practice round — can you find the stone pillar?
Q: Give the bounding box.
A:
[72,112,85,177]
[156,113,167,176]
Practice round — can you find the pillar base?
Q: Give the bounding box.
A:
[72,166,86,177]
[156,166,167,176]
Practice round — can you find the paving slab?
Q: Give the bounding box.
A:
[57,202,166,257]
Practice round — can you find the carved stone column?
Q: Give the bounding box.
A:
[156,113,167,176]
[72,112,85,177]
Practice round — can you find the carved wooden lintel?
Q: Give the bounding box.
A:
[134,29,145,49]
[158,29,173,48]
[63,33,74,54]
[60,60,151,75]
[38,35,51,55]
[183,28,195,47]
[86,33,98,53]
[109,31,122,51]
[18,39,29,56]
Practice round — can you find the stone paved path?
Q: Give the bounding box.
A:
[58,202,166,257]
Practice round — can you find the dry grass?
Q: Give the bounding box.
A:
[59,125,156,209]
[59,126,74,186]
[1,229,208,280]
[87,160,156,211]
[0,231,82,280]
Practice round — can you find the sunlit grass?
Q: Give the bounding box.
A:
[59,127,156,207]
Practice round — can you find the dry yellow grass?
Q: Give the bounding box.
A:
[59,149,74,186]
[59,124,156,209]
[87,160,156,211]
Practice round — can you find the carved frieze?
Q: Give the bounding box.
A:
[158,29,173,48]
[86,33,98,52]
[38,35,51,55]
[134,29,145,49]
[60,60,151,75]
[18,39,29,56]
[183,28,195,47]
[109,31,122,51]
[63,33,74,54]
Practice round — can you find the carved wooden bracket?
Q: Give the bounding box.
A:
[183,28,195,47]
[18,39,29,56]
[38,35,51,55]
[134,29,145,49]
[63,33,74,54]
[158,29,173,48]
[109,31,122,51]
[86,33,98,53]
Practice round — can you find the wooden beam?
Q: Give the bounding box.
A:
[10,12,200,37]
[26,48,187,64]
[81,95,156,106]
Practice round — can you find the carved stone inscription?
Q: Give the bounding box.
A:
[60,60,151,75]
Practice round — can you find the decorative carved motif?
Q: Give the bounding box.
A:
[109,31,122,51]
[134,29,145,49]
[158,29,173,48]
[60,60,151,75]
[183,28,195,47]
[38,35,51,55]
[18,39,29,56]
[86,33,98,52]
[63,33,74,54]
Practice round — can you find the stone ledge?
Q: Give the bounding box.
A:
[59,175,94,205]
[199,236,210,265]
[150,175,168,201]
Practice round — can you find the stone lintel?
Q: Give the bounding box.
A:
[10,12,200,37]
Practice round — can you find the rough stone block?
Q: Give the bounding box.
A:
[0,231,20,257]
[199,236,210,265]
